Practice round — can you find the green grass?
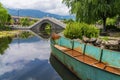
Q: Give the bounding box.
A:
[0,30,21,38]
[100,36,109,41]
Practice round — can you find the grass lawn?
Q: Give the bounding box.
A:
[0,30,21,38]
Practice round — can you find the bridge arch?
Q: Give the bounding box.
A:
[39,20,53,32]
[30,17,66,34]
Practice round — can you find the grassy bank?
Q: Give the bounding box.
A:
[0,30,21,38]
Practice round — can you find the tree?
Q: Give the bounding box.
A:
[63,18,74,24]
[63,0,120,32]
[7,14,11,22]
[10,18,15,25]
[20,17,30,26]
[0,3,8,27]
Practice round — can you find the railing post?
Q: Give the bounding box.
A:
[99,49,103,62]
[83,43,87,55]
[72,40,74,50]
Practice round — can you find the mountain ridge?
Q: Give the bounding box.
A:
[8,9,74,19]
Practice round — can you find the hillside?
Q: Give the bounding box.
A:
[8,9,74,19]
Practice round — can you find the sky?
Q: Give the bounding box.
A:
[0,0,70,16]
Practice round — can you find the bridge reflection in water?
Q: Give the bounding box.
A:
[50,55,80,80]
[16,17,78,79]
[31,29,63,39]
[30,17,65,39]
[31,29,80,80]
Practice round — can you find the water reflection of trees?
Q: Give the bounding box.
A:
[19,31,34,39]
[0,31,33,55]
[0,37,12,54]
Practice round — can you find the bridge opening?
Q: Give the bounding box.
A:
[39,23,52,35]
[45,23,51,34]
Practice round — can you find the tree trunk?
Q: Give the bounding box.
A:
[103,17,107,32]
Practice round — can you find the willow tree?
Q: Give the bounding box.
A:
[63,0,120,32]
[0,3,8,27]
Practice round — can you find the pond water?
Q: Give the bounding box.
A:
[0,31,79,80]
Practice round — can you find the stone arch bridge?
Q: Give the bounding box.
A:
[30,17,66,33]
[12,17,66,33]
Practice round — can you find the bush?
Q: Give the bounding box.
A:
[0,26,11,31]
[63,22,99,39]
[64,22,82,39]
[63,19,74,24]
[85,25,99,38]
[106,18,116,26]
[20,17,34,26]
[106,25,120,31]
[96,20,102,25]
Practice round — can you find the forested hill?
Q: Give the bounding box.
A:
[8,9,74,19]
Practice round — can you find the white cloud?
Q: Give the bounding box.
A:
[0,39,50,76]
[0,0,70,15]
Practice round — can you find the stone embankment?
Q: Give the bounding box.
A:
[82,36,120,51]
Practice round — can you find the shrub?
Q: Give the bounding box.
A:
[106,18,116,26]
[63,22,99,39]
[84,25,99,38]
[0,26,11,31]
[64,22,82,39]
[96,20,102,25]
[106,17,120,31]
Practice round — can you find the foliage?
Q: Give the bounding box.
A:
[0,37,12,54]
[19,17,36,26]
[64,22,99,39]
[45,24,51,35]
[106,25,120,31]
[29,20,35,26]
[82,24,99,38]
[106,16,120,31]
[0,26,11,31]
[19,31,33,39]
[0,31,20,38]
[7,14,12,22]
[100,36,109,41]
[97,16,118,25]
[64,22,82,39]
[0,3,12,30]
[33,19,38,22]
[62,19,74,24]
[106,17,117,26]
[96,20,103,25]
[62,0,120,32]
[9,19,15,25]
[20,17,30,26]
[96,16,120,31]
[0,3,9,27]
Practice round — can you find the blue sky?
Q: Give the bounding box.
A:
[0,0,70,15]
